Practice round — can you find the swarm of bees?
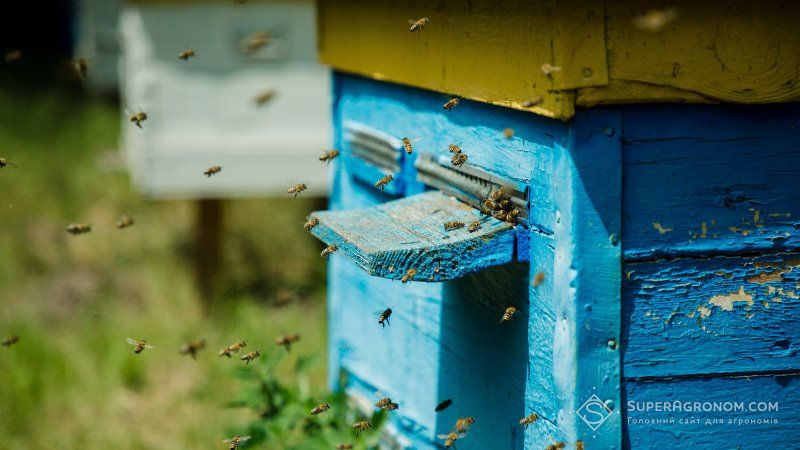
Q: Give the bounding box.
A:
[126,338,154,354]
[377,307,392,327]
[408,17,430,32]
[401,268,416,283]
[275,333,300,351]
[116,216,135,229]
[444,220,465,231]
[519,413,539,428]
[500,306,518,323]
[223,435,251,449]
[352,420,372,436]
[240,349,261,364]
[374,174,393,191]
[66,223,92,235]
[129,111,147,129]
[254,89,276,107]
[178,48,196,61]
[443,97,460,111]
[287,183,307,197]
[319,149,340,164]
[179,339,206,359]
[204,166,222,177]
[218,340,247,358]
[304,217,319,231]
[310,402,331,415]
[482,188,521,224]
[2,335,19,347]
[321,244,338,259]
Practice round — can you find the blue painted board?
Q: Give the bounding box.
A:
[623,252,800,378]
[310,191,517,282]
[621,104,800,260]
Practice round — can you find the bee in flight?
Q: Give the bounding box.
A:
[533,271,546,287]
[310,402,331,415]
[374,174,393,191]
[468,220,481,233]
[126,338,154,354]
[287,183,307,198]
[334,444,353,450]
[2,335,19,347]
[444,220,465,231]
[116,216,134,229]
[254,89,276,107]
[435,398,453,412]
[437,431,465,448]
[375,394,399,411]
[519,412,539,428]
[321,244,338,259]
[377,307,392,328]
[500,306,518,323]
[72,57,91,79]
[352,420,372,436]
[179,339,206,359]
[503,128,514,139]
[243,31,271,53]
[276,333,300,351]
[545,442,566,450]
[0,157,18,168]
[408,17,430,32]
[178,48,196,61]
[66,223,91,235]
[401,268,416,283]
[204,166,222,177]
[448,144,461,154]
[576,440,585,450]
[443,97,460,111]
[240,350,261,364]
[222,435,251,449]
[454,416,475,433]
[400,137,421,155]
[129,111,147,129]
[5,49,22,62]
[319,149,340,164]
[540,63,561,78]
[218,340,247,358]
[304,217,319,231]
[451,153,468,167]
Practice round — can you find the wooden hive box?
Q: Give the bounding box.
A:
[309,1,800,448]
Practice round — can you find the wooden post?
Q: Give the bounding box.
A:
[195,198,223,305]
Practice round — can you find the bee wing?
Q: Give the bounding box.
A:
[222,438,233,443]
[4,161,18,168]
[436,434,451,440]
[240,436,251,442]
[407,19,418,24]
[144,344,155,349]
[126,338,138,346]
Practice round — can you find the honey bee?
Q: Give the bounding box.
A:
[2,335,19,347]
[503,128,514,139]
[435,398,453,412]
[377,307,392,327]
[218,340,247,357]
[72,57,91,79]
[576,440,584,450]
[545,442,566,450]
[254,89,276,107]
[468,220,481,233]
[533,271,545,287]
[633,8,678,32]
[240,350,261,364]
[179,339,206,359]
[129,111,147,129]
[444,220,465,231]
[321,244,338,259]
[401,268,416,283]
[443,97,460,111]
[178,48,196,60]
[352,420,372,436]
[437,432,465,448]
[310,402,331,415]
[126,338,154,354]
[408,17,430,32]
[204,165,222,177]
[500,306,518,323]
[451,153,468,167]
[66,223,91,235]
[0,157,18,168]
[304,217,319,231]
[319,149,340,164]
[276,333,300,351]
[374,174,393,191]
[287,183,307,197]
[522,96,544,108]
[375,393,399,411]
[519,413,539,428]
[334,444,353,450]
[222,435,251,449]
[116,216,135,229]
[504,208,520,223]
[400,137,420,155]
[243,31,271,53]
[5,49,22,62]
[540,63,561,78]
[448,144,461,154]
[454,416,475,433]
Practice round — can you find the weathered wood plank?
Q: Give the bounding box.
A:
[624,373,800,449]
[310,191,518,282]
[623,252,800,378]
[621,104,800,260]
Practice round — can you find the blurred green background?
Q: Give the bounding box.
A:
[0,75,331,449]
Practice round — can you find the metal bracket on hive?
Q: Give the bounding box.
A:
[308,191,518,282]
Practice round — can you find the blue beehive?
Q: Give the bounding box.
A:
[309,2,800,448]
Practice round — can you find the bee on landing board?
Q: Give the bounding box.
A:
[437,432,465,448]
[319,149,340,164]
[310,402,331,415]
[287,183,307,197]
[240,350,261,364]
[178,48,196,61]
[454,416,475,433]
[275,333,300,351]
[451,153,468,167]
[443,97,460,111]
[204,166,222,177]
[304,217,319,231]
[129,111,147,129]
[468,220,481,233]
[334,444,353,450]
[519,413,539,428]
[253,89,276,107]
[374,174,393,191]
[179,339,206,359]
[408,17,430,32]
[500,306,518,323]
[218,340,247,358]
[576,440,585,450]
[222,435,251,449]
[435,399,453,412]
[321,244,337,259]
[126,338,154,354]
[448,144,462,154]
[66,223,91,235]
[0,157,18,168]
[401,268,416,283]
[2,335,19,347]
[545,442,566,450]
[116,216,134,229]
[503,128,515,139]
[352,420,372,436]
[444,220,465,231]
[377,307,393,327]
[540,63,561,78]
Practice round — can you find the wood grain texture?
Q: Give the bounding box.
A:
[621,104,800,260]
[310,191,516,282]
[623,252,800,379]
[624,373,800,449]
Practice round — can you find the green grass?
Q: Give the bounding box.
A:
[0,81,329,449]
